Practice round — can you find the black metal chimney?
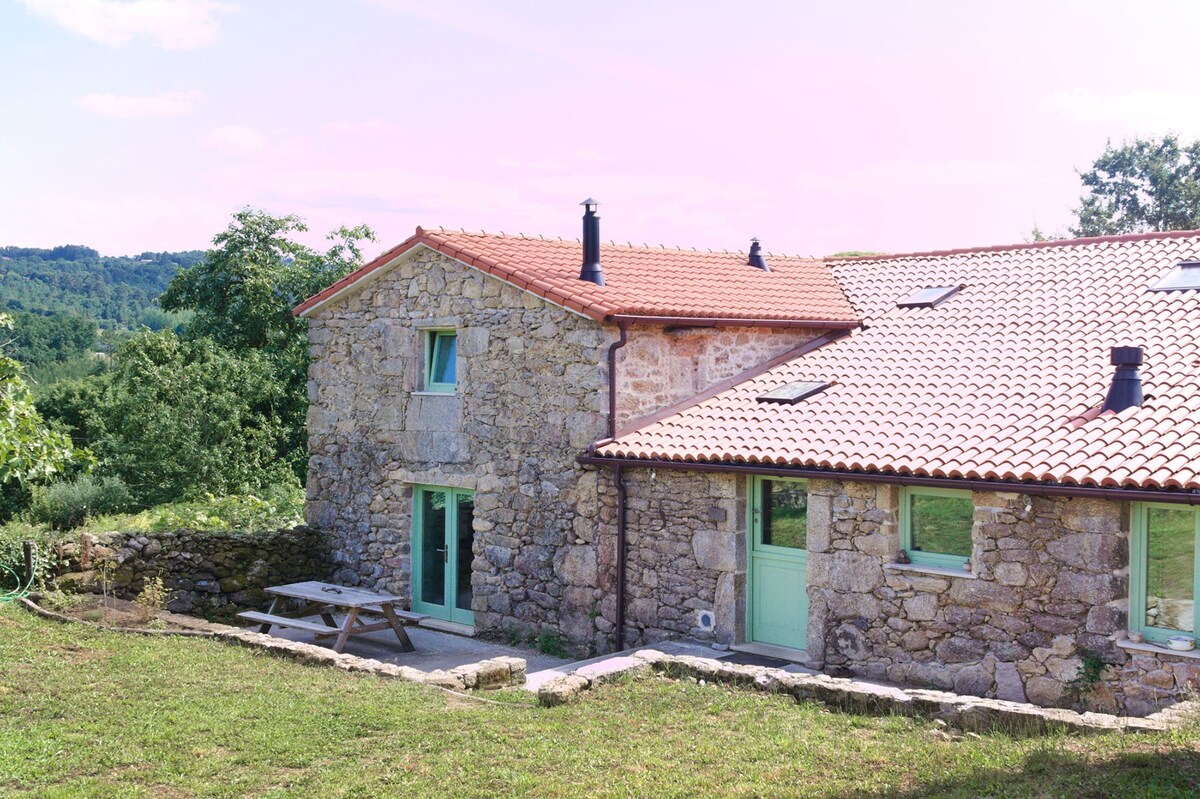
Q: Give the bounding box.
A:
[579,198,604,286]
[748,238,770,271]
[1101,346,1144,413]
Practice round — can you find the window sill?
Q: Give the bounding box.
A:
[412,390,458,397]
[1117,638,1200,661]
[884,562,978,580]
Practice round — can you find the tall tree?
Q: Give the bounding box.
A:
[159,209,374,480]
[1073,135,1200,237]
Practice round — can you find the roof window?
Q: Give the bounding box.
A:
[1150,260,1200,291]
[897,286,961,308]
[756,381,831,405]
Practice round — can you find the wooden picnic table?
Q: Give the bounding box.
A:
[236,581,427,654]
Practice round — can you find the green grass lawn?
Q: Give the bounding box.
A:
[1,605,1198,798]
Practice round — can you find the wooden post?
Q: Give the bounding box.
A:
[22,540,33,585]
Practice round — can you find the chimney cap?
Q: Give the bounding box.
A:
[1111,346,1144,366]
[580,198,600,209]
[748,238,770,271]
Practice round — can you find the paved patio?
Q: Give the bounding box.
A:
[252,614,818,691]
[260,615,572,673]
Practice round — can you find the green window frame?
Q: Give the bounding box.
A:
[900,486,974,569]
[1130,502,1199,644]
[425,330,457,392]
[751,476,809,552]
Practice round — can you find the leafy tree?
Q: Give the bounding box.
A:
[7,313,96,367]
[160,210,374,354]
[1073,135,1200,236]
[0,313,84,495]
[88,332,296,507]
[160,209,374,480]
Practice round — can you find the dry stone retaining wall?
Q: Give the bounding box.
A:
[92,526,330,619]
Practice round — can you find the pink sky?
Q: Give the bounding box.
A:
[3,0,1200,259]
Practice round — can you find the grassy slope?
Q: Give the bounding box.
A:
[0,605,1197,799]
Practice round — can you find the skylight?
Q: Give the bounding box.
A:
[897,286,961,308]
[756,381,831,405]
[1150,261,1200,291]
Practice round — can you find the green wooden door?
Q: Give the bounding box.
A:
[749,477,808,650]
[412,486,475,626]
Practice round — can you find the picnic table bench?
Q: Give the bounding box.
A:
[236,581,427,653]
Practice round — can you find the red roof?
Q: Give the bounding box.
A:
[295,227,860,326]
[597,230,1200,491]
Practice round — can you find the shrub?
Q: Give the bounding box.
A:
[31,475,133,531]
[91,484,304,534]
[135,575,168,613]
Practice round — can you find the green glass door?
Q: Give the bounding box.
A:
[749,477,809,650]
[413,486,475,625]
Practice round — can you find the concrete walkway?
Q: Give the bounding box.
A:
[524,640,815,692]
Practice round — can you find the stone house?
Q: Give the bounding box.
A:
[296,206,1200,715]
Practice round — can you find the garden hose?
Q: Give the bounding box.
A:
[0,542,38,603]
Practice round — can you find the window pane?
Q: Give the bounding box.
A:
[1145,507,1195,633]
[420,490,447,606]
[430,332,456,385]
[762,480,807,549]
[909,493,973,558]
[455,494,475,612]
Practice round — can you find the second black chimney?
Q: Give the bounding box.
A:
[748,238,770,271]
[579,198,604,286]
[1101,346,1144,413]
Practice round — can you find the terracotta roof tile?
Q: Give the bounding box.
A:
[598,231,1200,491]
[296,227,860,326]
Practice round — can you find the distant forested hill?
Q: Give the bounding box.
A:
[0,245,204,330]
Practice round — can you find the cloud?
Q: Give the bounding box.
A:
[1041,89,1200,136]
[18,0,237,50]
[199,124,270,155]
[75,90,200,118]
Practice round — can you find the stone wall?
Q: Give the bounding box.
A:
[614,324,821,428]
[91,526,330,619]
[305,247,836,657]
[595,468,744,649]
[305,247,611,655]
[806,479,1200,716]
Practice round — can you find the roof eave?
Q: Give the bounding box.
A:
[577,455,1200,504]
[606,313,860,329]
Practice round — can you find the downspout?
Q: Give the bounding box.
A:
[614,462,627,651]
[607,319,630,439]
[585,319,631,651]
[607,320,630,650]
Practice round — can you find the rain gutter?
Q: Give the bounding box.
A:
[576,456,1200,505]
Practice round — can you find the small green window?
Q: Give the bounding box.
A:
[901,487,974,569]
[426,331,457,391]
[1131,503,1199,644]
[757,478,808,550]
